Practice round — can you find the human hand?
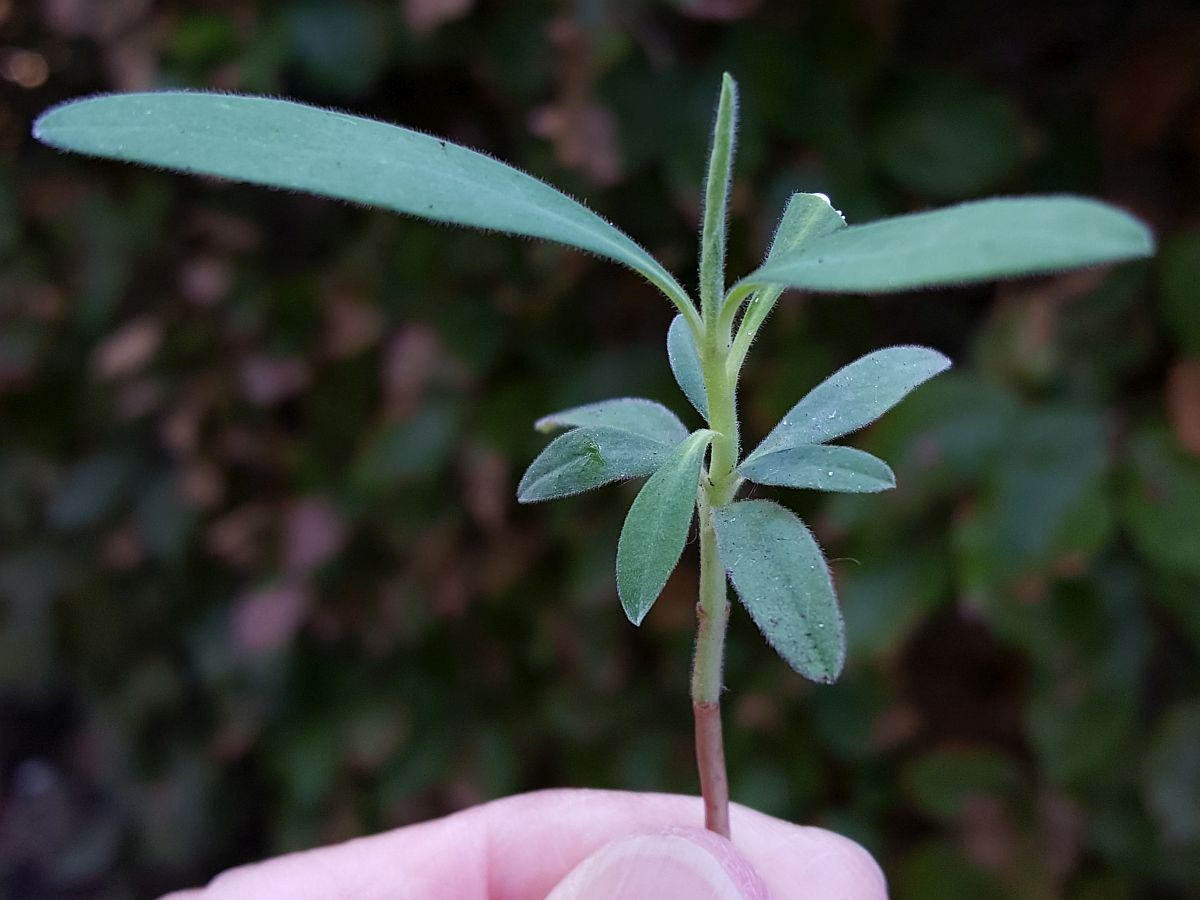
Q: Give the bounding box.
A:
[163,789,886,899]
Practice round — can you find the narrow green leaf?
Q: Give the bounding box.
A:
[723,193,847,369]
[746,346,950,461]
[617,430,715,625]
[736,196,1155,295]
[517,426,669,504]
[766,192,847,260]
[739,444,895,493]
[33,92,691,309]
[535,398,687,446]
[712,500,844,682]
[667,315,708,420]
[699,73,738,317]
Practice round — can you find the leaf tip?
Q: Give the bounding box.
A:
[623,600,649,627]
[1131,217,1157,257]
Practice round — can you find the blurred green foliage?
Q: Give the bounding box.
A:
[2,1,1198,897]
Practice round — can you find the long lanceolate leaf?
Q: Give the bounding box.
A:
[535,398,688,446]
[734,196,1155,296]
[726,192,848,373]
[33,92,694,316]
[617,430,715,625]
[517,426,671,504]
[745,346,950,461]
[712,500,844,683]
[739,444,895,493]
[667,315,709,420]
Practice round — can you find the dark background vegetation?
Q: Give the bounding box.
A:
[2,1,1199,896]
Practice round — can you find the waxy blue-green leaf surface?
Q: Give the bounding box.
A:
[725,192,849,341]
[736,196,1155,295]
[617,430,715,625]
[535,398,687,446]
[712,500,844,682]
[33,92,690,307]
[766,192,847,260]
[667,315,708,420]
[739,444,896,493]
[746,346,951,461]
[517,426,669,504]
[699,73,738,317]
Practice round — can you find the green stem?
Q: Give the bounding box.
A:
[692,498,731,837]
[727,285,783,380]
[691,71,741,839]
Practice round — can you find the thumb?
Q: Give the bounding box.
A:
[546,827,770,900]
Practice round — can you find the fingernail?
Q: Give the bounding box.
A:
[547,829,768,900]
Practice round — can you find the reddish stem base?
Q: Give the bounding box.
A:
[694,699,731,838]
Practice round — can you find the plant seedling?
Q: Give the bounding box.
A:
[34,74,1154,837]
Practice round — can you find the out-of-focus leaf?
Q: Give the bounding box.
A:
[351,403,459,491]
[739,443,895,492]
[34,93,691,309]
[535,398,687,445]
[48,454,133,531]
[616,430,713,624]
[735,197,1155,295]
[1029,678,1135,786]
[746,347,950,458]
[808,669,895,761]
[873,73,1023,198]
[167,13,238,67]
[1143,703,1200,844]
[286,2,390,96]
[667,314,708,420]
[963,407,1109,583]
[840,542,950,660]
[0,170,16,254]
[712,499,844,682]
[904,746,1022,821]
[854,372,1020,486]
[1024,578,1145,785]
[518,426,671,504]
[898,841,1004,900]
[136,473,195,562]
[1121,427,1200,579]
[1158,225,1200,354]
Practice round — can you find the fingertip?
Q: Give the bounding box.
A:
[547,828,769,900]
[728,804,888,899]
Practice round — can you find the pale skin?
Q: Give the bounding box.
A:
[161,789,886,899]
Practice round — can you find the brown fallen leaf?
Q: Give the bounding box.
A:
[322,289,383,359]
[283,496,348,575]
[382,325,441,418]
[92,317,162,380]
[402,0,474,36]
[1167,358,1200,455]
[238,355,310,406]
[671,0,761,21]
[232,581,310,657]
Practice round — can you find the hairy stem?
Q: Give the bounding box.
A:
[691,71,741,839]
[691,294,740,837]
[692,499,731,837]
